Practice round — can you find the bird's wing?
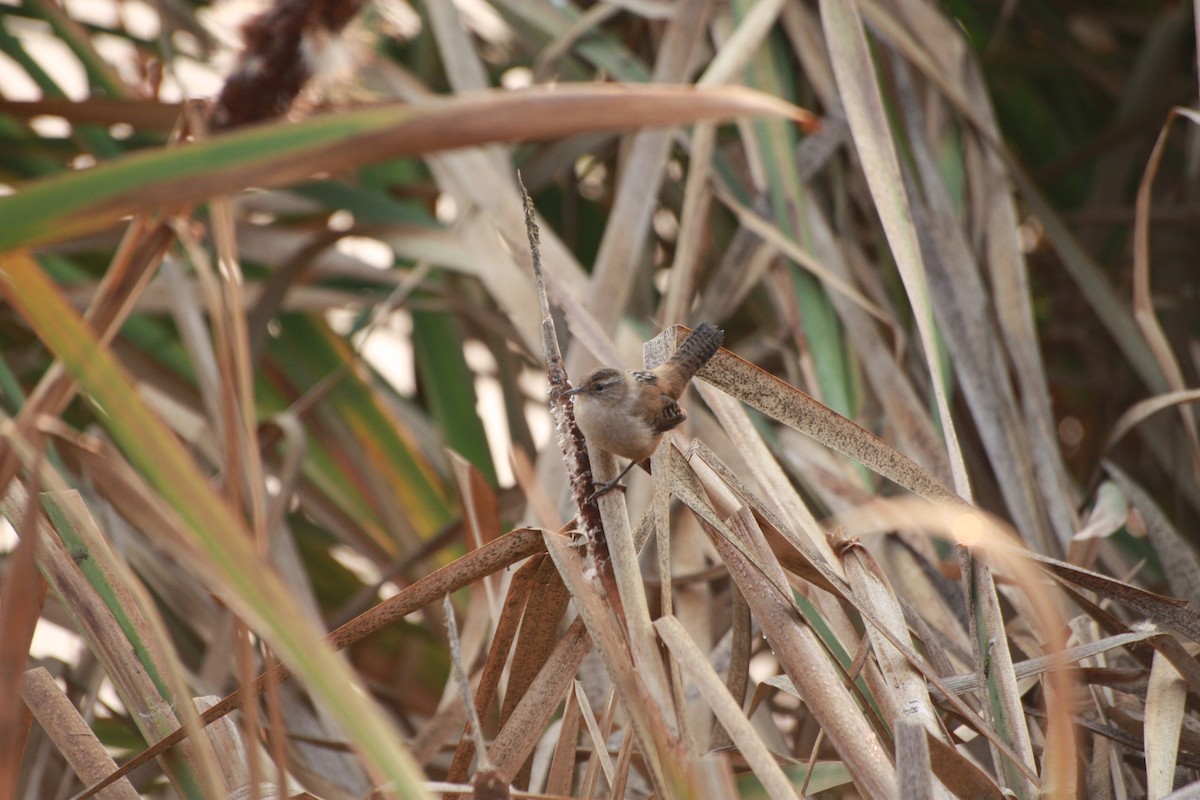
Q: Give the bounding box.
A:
[653,396,687,434]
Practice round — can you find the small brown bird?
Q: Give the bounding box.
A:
[563,323,724,496]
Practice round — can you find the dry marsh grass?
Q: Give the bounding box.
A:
[1,1,1198,798]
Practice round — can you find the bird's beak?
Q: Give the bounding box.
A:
[559,385,583,398]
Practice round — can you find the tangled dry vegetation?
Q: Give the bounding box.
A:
[1,0,1199,798]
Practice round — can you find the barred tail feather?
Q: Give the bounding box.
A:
[672,322,724,378]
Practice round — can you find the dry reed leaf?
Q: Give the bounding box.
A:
[0,219,174,498]
[685,352,823,548]
[710,582,751,751]
[833,499,1077,792]
[692,333,962,509]
[495,556,571,784]
[581,0,716,335]
[669,449,898,798]
[38,420,199,555]
[572,681,616,787]
[835,535,946,744]
[930,628,1161,698]
[890,53,1058,556]
[20,667,141,800]
[1,84,813,252]
[74,526,550,797]
[818,230,949,481]
[712,182,895,331]
[682,442,991,739]
[955,551,1041,800]
[857,0,1162,396]
[0,97,184,129]
[443,593,491,774]
[533,4,624,78]
[229,222,479,283]
[1132,108,1200,482]
[698,0,787,88]
[655,615,800,800]
[923,733,1007,800]
[1107,389,1200,453]
[695,225,776,324]
[539,531,682,795]
[963,51,1080,551]
[589,442,675,722]
[894,719,934,800]
[1073,483,1128,543]
[0,490,46,796]
[819,0,968,498]
[544,684,583,796]
[878,538,972,672]
[658,122,715,325]
[1145,651,1188,798]
[426,0,493,95]
[873,0,1070,544]
[486,618,590,782]
[1107,464,1200,610]
[355,75,591,356]
[578,691,622,797]
[1066,482,1128,569]
[687,441,834,594]
[446,557,536,786]
[1028,552,1200,643]
[3,485,225,798]
[60,279,377,315]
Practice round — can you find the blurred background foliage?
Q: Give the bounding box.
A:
[1,0,1199,798]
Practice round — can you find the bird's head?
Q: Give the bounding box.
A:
[562,368,624,401]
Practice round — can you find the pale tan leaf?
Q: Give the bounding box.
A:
[655,616,802,800]
[1146,651,1188,799]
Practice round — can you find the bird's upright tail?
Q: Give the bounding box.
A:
[669,322,724,384]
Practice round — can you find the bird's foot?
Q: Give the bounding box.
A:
[586,480,628,504]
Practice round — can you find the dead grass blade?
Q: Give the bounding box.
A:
[855,0,1163,395]
[1107,390,1200,454]
[834,534,946,745]
[0,98,184,129]
[2,483,223,798]
[541,530,687,796]
[819,0,969,498]
[711,183,894,332]
[889,52,1060,556]
[931,628,1161,699]
[924,733,1007,800]
[573,682,617,788]
[0,84,813,252]
[71,524,549,799]
[1028,552,1200,644]
[658,122,715,325]
[655,616,800,800]
[833,500,1080,793]
[0,218,173,497]
[0,483,46,797]
[544,683,583,796]
[665,451,898,797]
[894,719,933,800]
[21,667,141,800]
[688,330,962,509]
[1105,463,1200,609]
[486,618,591,782]
[1145,651,1188,797]
[580,0,717,334]
[1132,108,1200,482]
[958,552,1040,799]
